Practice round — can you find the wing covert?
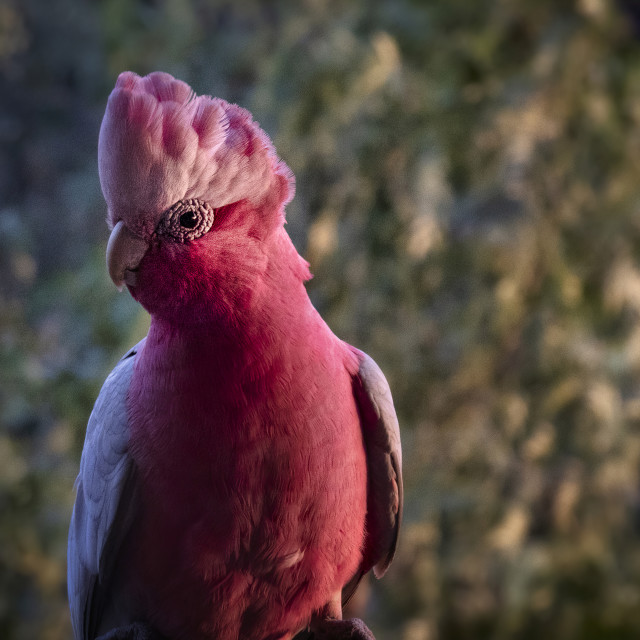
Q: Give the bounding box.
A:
[351,348,403,579]
[68,340,144,639]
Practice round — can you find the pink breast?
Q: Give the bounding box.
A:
[123,340,367,640]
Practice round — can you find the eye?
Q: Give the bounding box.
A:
[179,211,198,229]
[157,199,215,243]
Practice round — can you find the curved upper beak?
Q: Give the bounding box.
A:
[106,220,150,290]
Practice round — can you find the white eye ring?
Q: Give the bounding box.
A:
[157,199,215,242]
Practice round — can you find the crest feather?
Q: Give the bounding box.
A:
[192,98,228,150]
[142,71,194,104]
[99,71,295,232]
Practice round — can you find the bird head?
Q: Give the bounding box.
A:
[99,71,298,323]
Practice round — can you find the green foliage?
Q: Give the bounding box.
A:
[2,0,640,638]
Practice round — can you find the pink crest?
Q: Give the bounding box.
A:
[98,71,295,235]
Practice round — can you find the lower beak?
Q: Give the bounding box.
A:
[106,221,150,290]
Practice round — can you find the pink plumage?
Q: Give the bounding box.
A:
[98,71,293,237]
[68,72,402,640]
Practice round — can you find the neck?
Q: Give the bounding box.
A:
[142,229,316,375]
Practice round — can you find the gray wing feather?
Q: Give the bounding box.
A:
[68,340,144,640]
[352,349,403,579]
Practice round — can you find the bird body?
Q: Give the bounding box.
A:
[119,269,367,640]
[68,72,401,640]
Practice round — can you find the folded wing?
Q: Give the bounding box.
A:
[351,348,403,581]
[68,341,144,639]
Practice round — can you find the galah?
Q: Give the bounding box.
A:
[68,71,402,640]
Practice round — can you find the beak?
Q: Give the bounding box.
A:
[106,220,150,291]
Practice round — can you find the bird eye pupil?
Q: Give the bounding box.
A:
[179,211,198,229]
[158,199,214,242]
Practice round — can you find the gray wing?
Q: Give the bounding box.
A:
[68,339,145,640]
[351,349,403,579]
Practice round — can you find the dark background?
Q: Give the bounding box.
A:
[2,1,640,639]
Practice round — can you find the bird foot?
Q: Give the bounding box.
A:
[309,618,376,640]
[96,622,167,640]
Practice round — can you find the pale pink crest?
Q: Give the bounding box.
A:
[114,70,142,92]
[141,71,194,104]
[192,99,228,150]
[98,71,295,235]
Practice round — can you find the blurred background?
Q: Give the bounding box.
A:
[2,0,640,638]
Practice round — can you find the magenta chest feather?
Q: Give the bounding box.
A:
[121,323,367,639]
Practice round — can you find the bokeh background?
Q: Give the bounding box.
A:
[3,1,640,639]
